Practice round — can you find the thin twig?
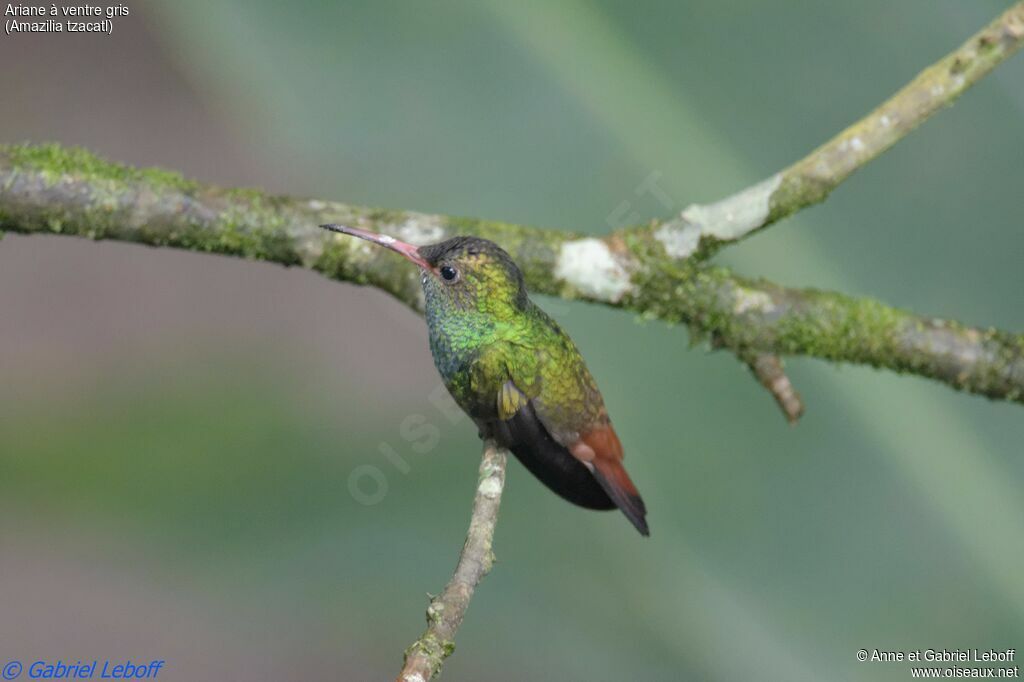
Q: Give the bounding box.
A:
[398,442,507,681]
[646,1,1024,260]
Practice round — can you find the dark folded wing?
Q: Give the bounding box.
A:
[488,381,614,510]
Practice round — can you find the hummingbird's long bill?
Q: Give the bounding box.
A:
[320,224,432,270]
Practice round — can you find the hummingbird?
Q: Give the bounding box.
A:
[322,224,649,536]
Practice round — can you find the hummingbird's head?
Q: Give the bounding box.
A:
[417,235,528,318]
[321,225,527,319]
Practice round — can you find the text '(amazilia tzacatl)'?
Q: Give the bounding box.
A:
[322,224,649,536]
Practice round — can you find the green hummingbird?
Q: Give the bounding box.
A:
[322,224,649,536]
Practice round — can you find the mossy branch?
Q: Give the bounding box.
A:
[398,441,506,682]
[1,140,1022,407]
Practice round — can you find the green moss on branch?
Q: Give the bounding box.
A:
[2,141,1022,405]
[6,142,199,193]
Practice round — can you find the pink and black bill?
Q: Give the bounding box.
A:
[320,224,431,269]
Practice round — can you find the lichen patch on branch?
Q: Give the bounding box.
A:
[396,212,447,245]
[554,237,633,302]
[654,173,782,259]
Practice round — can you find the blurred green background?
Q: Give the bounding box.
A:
[1,1,1022,680]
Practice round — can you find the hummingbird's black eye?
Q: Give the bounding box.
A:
[440,265,458,282]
